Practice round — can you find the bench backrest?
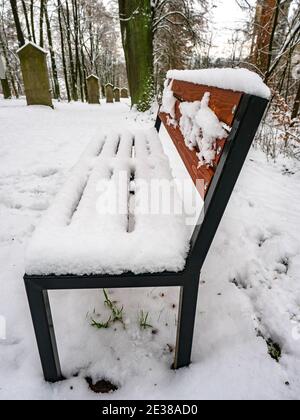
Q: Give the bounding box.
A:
[157,79,269,271]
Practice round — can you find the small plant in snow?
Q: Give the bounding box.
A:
[90,317,112,330]
[90,290,125,330]
[267,339,282,363]
[139,311,153,330]
[103,289,125,326]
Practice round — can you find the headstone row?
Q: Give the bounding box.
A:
[105,84,128,103]
[7,42,130,107]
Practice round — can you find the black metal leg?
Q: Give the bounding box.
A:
[155,114,162,132]
[173,276,200,369]
[24,279,63,382]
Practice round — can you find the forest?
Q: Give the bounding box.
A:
[0,3,298,103]
[1,1,299,159]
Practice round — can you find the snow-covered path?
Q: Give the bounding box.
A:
[0,99,300,400]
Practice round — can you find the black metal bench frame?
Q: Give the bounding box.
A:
[24,93,268,383]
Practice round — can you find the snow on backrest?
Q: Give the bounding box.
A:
[159,79,243,199]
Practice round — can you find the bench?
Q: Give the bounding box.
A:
[24,70,269,383]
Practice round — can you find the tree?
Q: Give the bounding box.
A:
[45,0,60,99]
[21,0,32,41]
[250,0,277,75]
[0,54,11,98]
[65,0,78,101]
[118,0,209,110]
[39,0,45,47]
[118,0,154,111]
[291,82,300,120]
[9,0,25,47]
[153,0,209,93]
[57,0,71,101]
[30,0,37,43]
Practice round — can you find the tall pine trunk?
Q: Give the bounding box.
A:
[30,0,37,44]
[65,0,78,101]
[0,32,18,97]
[251,0,277,75]
[10,0,25,47]
[291,82,300,120]
[39,0,45,48]
[0,54,11,98]
[118,0,154,111]
[57,0,71,101]
[21,0,32,41]
[1,78,11,99]
[72,0,84,101]
[45,1,60,99]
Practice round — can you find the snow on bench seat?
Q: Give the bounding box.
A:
[25,128,190,276]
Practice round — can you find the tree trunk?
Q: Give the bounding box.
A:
[39,0,45,48]
[45,1,60,99]
[30,0,37,44]
[65,0,78,101]
[81,45,88,101]
[251,0,277,75]
[118,0,154,111]
[275,0,292,49]
[266,0,280,75]
[1,79,11,99]
[9,0,25,47]
[291,82,300,120]
[21,0,32,41]
[72,0,84,101]
[57,0,71,101]
[0,31,19,97]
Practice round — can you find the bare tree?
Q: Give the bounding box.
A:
[9,0,25,47]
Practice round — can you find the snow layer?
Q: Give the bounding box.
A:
[180,93,228,165]
[17,41,48,55]
[25,128,190,276]
[167,68,271,99]
[1,98,300,400]
[161,80,177,119]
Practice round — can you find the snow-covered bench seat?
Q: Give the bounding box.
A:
[25,129,190,276]
[24,69,270,383]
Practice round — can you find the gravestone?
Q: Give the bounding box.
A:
[113,87,120,102]
[105,83,114,103]
[0,55,11,99]
[121,88,129,99]
[87,75,100,104]
[17,42,53,107]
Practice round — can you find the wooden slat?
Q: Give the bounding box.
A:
[160,80,244,198]
[160,112,214,199]
[171,80,242,127]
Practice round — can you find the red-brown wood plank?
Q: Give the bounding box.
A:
[160,80,243,198]
[160,112,214,199]
[171,80,242,127]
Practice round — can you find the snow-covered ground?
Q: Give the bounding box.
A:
[0,98,300,400]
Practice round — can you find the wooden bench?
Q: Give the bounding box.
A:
[24,76,268,383]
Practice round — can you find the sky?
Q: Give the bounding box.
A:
[211,0,255,57]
